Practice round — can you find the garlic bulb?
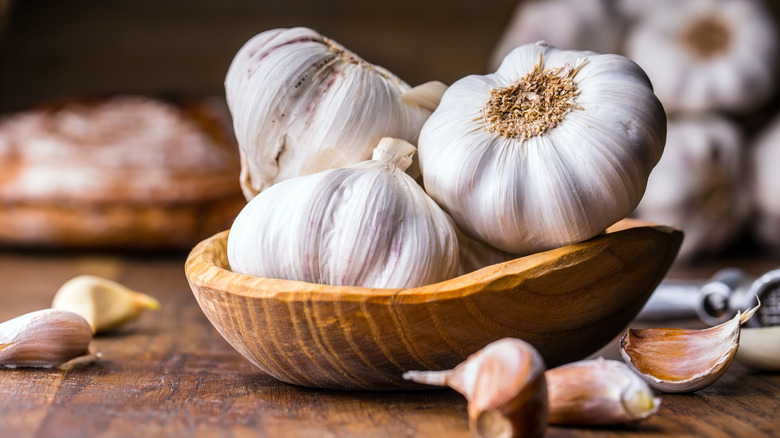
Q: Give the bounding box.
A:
[632,115,748,261]
[227,137,458,289]
[225,27,434,200]
[418,41,666,255]
[620,303,759,393]
[624,0,779,114]
[490,0,624,71]
[752,115,780,250]
[546,358,660,426]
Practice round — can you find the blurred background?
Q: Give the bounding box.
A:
[0,0,519,110]
[1,0,780,265]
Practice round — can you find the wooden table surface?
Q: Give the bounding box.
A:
[1,248,778,438]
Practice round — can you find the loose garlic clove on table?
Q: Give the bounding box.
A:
[0,309,92,368]
[546,358,660,426]
[403,338,548,438]
[620,303,760,393]
[52,275,160,334]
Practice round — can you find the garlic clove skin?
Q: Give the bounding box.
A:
[620,303,759,393]
[227,137,459,289]
[623,0,779,114]
[225,27,433,200]
[52,275,160,334]
[489,0,624,71]
[418,41,666,255]
[735,326,780,372]
[632,115,749,262]
[546,358,660,426]
[403,338,548,438]
[0,309,92,368]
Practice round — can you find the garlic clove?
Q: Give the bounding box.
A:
[735,326,780,372]
[620,303,759,393]
[546,358,660,426]
[0,309,92,368]
[399,81,448,112]
[51,275,160,334]
[403,338,548,438]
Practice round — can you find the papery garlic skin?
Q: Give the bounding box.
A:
[227,138,458,289]
[225,27,433,200]
[419,42,666,255]
[624,0,779,114]
[490,0,624,70]
[0,309,92,368]
[620,304,758,393]
[633,115,748,261]
[546,358,660,425]
[752,115,780,250]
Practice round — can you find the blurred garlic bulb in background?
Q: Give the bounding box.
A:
[489,0,624,71]
[633,115,749,261]
[419,42,666,255]
[624,0,779,114]
[225,27,433,200]
[228,138,459,289]
[752,115,780,251]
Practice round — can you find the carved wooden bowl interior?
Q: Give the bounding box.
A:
[185,218,682,390]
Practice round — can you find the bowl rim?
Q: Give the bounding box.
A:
[185,218,680,304]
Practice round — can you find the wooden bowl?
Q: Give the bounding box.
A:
[185,219,682,390]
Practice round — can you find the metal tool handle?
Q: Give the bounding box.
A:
[636,268,753,325]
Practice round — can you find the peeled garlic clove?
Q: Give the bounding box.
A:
[419,41,666,255]
[228,137,459,289]
[52,275,160,334]
[225,27,433,200]
[736,326,780,372]
[632,115,749,262]
[0,309,92,368]
[489,0,624,71]
[546,358,660,426]
[620,303,760,393]
[403,338,548,438]
[624,0,779,114]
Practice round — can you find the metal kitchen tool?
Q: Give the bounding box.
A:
[636,267,780,327]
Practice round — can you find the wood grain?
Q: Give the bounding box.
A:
[1,249,779,437]
[185,219,682,390]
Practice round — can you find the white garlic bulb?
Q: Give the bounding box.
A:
[633,115,748,261]
[490,0,624,71]
[225,27,434,200]
[418,42,666,255]
[624,0,779,114]
[751,115,780,250]
[227,137,459,289]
